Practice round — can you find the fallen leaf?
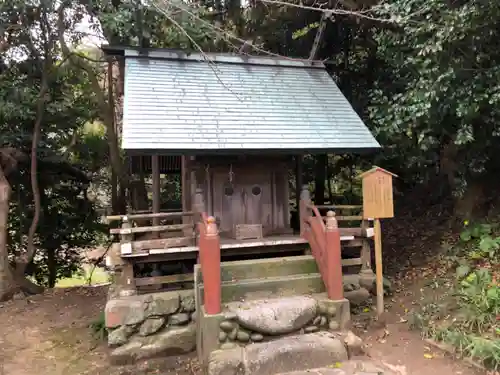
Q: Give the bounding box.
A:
[327,362,342,368]
[423,353,434,359]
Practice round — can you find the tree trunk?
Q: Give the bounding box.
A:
[439,138,458,191]
[0,167,44,301]
[47,248,56,288]
[0,176,17,301]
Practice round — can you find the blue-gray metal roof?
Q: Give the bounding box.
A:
[120,48,380,153]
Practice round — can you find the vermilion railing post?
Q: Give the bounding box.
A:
[325,211,344,300]
[200,216,221,315]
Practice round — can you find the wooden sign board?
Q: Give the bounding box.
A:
[359,166,397,219]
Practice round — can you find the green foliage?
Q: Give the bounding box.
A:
[89,311,107,341]
[292,22,320,40]
[456,268,499,333]
[368,0,500,191]
[434,329,500,370]
[453,224,499,339]
[0,0,107,287]
[459,223,500,262]
[413,222,500,370]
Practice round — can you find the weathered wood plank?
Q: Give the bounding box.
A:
[110,223,193,235]
[129,209,182,214]
[316,205,362,210]
[128,236,195,252]
[106,211,194,222]
[334,215,364,221]
[341,258,363,267]
[135,273,194,286]
[341,238,364,247]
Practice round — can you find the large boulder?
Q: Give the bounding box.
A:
[226,296,318,335]
[208,332,348,375]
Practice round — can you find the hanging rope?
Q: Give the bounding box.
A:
[228,164,234,184]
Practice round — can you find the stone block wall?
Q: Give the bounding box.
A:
[104,290,197,364]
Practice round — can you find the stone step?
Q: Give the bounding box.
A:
[208,332,349,375]
[197,272,363,305]
[273,359,397,374]
[195,256,364,288]
[198,273,326,305]
[195,256,320,284]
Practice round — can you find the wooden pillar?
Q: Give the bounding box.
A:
[325,211,343,300]
[152,155,161,226]
[118,217,136,296]
[181,156,193,237]
[200,216,221,315]
[295,155,303,222]
[299,184,311,237]
[181,156,191,212]
[194,187,206,262]
[194,187,205,218]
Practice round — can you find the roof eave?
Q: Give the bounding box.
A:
[122,146,382,157]
[100,45,327,69]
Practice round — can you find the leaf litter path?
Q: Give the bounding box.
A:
[0,285,486,375]
[352,273,487,375]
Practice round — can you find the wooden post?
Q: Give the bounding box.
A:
[152,155,161,227]
[299,184,311,237]
[359,166,397,318]
[200,216,221,315]
[181,156,193,237]
[295,155,303,225]
[194,187,206,260]
[194,187,205,220]
[118,217,136,296]
[325,211,343,300]
[374,218,384,315]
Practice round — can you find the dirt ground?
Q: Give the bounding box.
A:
[0,282,489,375]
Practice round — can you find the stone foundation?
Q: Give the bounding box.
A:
[101,254,391,366]
[207,332,397,375]
[196,295,351,365]
[215,296,350,349]
[104,290,197,364]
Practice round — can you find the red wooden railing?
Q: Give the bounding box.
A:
[198,214,221,315]
[300,186,343,300]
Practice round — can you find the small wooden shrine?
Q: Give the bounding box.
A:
[102,45,381,293]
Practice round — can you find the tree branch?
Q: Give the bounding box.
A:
[21,2,54,272]
[57,2,126,213]
[151,2,243,99]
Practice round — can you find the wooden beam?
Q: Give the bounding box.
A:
[334,215,364,221]
[152,155,161,227]
[135,273,194,286]
[106,211,194,222]
[316,204,362,210]
[110,223,193,235]
[341,258,363,267]
[128,236,195,253]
